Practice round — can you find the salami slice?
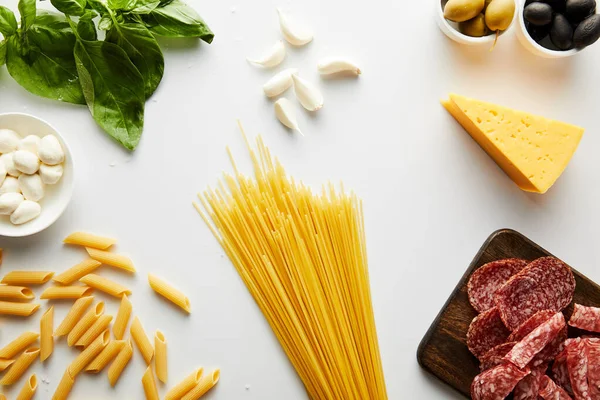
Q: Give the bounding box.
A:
[467,307,510,359]
[471,362,530,400]
[480,342,517,371]
[566,338,591,400]
[533,323,568,366]
[568,304,600,333]
[585,338,600,399]
[553,349,574,396]
[508,310,557,342]
[513,364,548,400]
[468,258,529,313]
[494,257,575,331]
[539,375,574,400]
[504,312,566,369]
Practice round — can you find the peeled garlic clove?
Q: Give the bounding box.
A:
[0,176,20,195]
[10,200,41,225]
[263,68,299,98]
[275,98,303,135]
[18,174,45,202]
[18,135,41,154]
[13,150,40,175]
[0,193,24,215]
[0,129,21,153]
[277,8,313,46]
[291,74,323,111]
[247,40,286,68]
[317,58,361,76]
[39,164,64,185]
[38,135,64,166]
[1,153,21,177]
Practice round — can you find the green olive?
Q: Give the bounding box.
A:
[485,0,515,31]
[444,0,485,22]
[459,14,489,37]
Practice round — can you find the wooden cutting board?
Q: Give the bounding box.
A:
[417,228,600,398]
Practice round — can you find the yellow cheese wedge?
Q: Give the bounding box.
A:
[442,93,584,194]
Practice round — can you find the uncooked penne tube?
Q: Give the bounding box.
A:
[1,271,54,285]
[64,232,116,250]
[165,367,204,400]
[0,332,39,358]
[155,330,167,383]
[0,301,40,317]
[0,285,34,300]
[142,365,160,400]
[52,368,75,400]
[53,259,102,285]
[85,340,125,373]
[69,330,109,376]
[16,374,37,400]
[40,307,54,361]
[68,302,104,346]
[113,294,132,340]
[86,248,135,273]
[40,286,93,300]
[0,347,40,385]
[108,338,133,387]
[54,296,94,337]
[130,316,153,364]
[79,274,131,298]
[148,273,191,313]
[76,314,113,348]
[181,369,221,400]
[0,358,15,371]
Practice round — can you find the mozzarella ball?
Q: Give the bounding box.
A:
[0,129,21,153]
[18,174,44,202]
[10,200,41,225]
[39,163,64,185]
[0,161,6,187]
[18,135,41,154]
[38,135,64,165]
[0,176,20,195]
[13,150,40,174]
[0,193,24,215]
[1,153,21,177]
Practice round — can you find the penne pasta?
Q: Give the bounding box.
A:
[142,365,160,400]
[86,248,135,273]
[54,296,94,337]
[85,340,125,373]
[64,232,116,250]
[0,285,34,300]
[40,286,93,300]
[0,347,40,385]
[108,338,133,387]
[0,358,15,371]
[113,294,132,340]
[16,374,37,400]
[181,369,221,400]
[0,332,39,358]
[130,316,154,364]
[0,301,40,317]
[75,314,113,348]
[67,302,104,346]
[165,367,204,400]
[69,330,109,376]
[148,274,191,313]
[53,259,102,285]
[155,330,167,383]
[1,271,54,285]
[52,368,75,400]
[79,274,131,298]
[40,306,54,361]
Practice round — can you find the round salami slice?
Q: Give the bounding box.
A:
[467,307,510,359]
[568,304,600,333]
[513,364,549,400]
[566,338,591,400]
[494,257,575,331]
[471,362,530,400]
[539,375,574,400]
[480,342,517,371]
[586,338,600,399]
[468,258,529,313]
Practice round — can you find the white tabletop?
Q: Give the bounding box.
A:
[1,0,600,398]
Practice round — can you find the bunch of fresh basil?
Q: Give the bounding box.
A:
[0,0,213,150]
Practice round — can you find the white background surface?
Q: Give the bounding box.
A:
[1,0,600,398]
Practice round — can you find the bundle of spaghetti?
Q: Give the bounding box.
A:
[193,129,387,400]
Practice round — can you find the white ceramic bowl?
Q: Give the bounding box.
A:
[0,113,74,237]
[437,0,517,45]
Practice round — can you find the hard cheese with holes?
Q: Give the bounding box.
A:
[442,93,584,194]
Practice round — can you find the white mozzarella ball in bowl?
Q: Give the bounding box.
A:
[38,135,65,165]
[1,153,22,177]
[18,135,41,154]
[10,200,41,225]
[13,150,41,175]
[0,193,24,215]
[18,174,44,202]
[0,176,20,195]
[39,164,64,185]
[0,129,20,153]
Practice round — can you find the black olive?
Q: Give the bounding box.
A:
[574,14,600,46]
[566,0,596,23]
[550,13,575,49]
[527,21,552,40]
[524,2,554,25]
[543,0,567,12]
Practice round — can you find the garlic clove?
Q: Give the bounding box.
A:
[263,68,299,98]
[274,98,303,136]
[18,174,45,202]
[0,193,24,215]
[10,200,41,225]
[277,8,313,46]
[291,74,323,112]
[247,40,286,68]
[317,58,361,76]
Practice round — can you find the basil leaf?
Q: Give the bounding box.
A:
[0,6,18,36]
[73,39,145,150]
[106,21,164,98]
[98,14,113,30]
[129,0,160,14]
[51,0,87,16]
[140,0,213,43]
[107,0,137,10]
[0,40,6,67]
[18,0,36,32]
[77,12,97,40]
[6,12,85,104]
